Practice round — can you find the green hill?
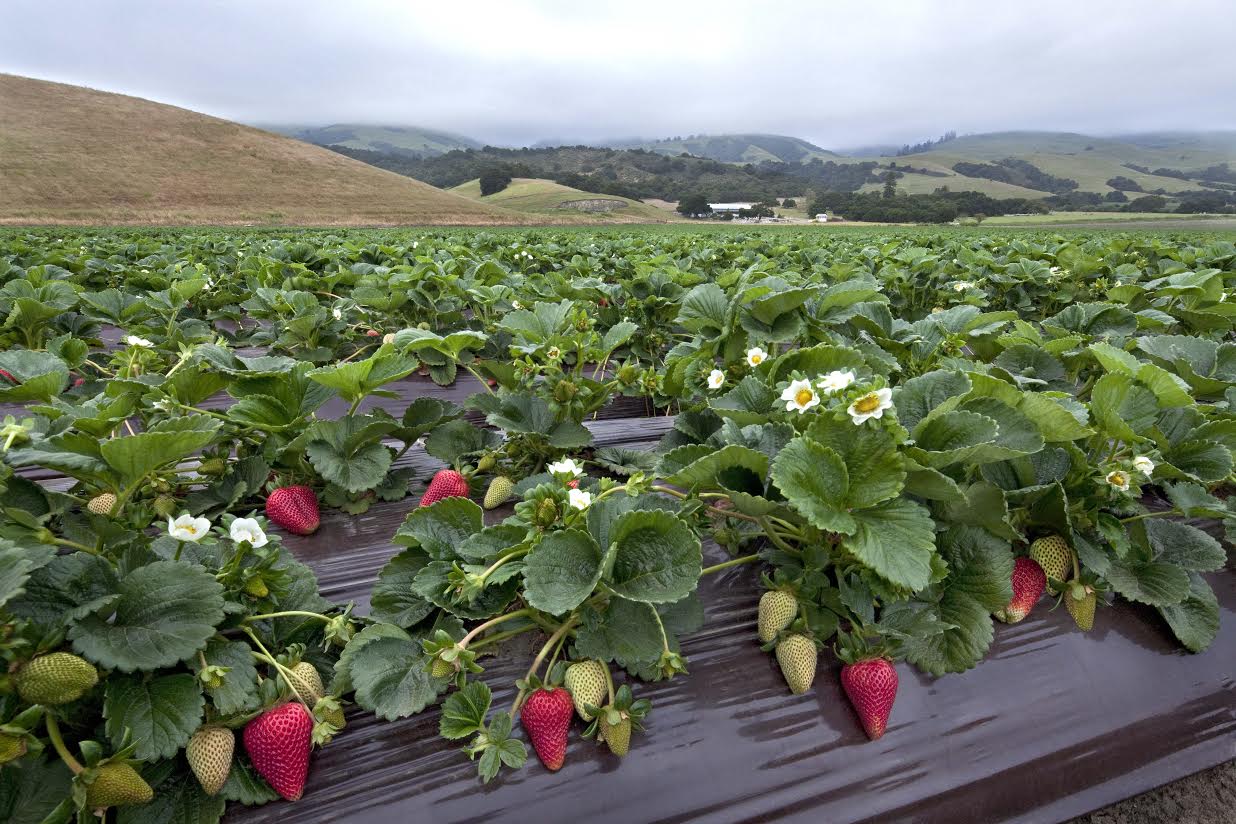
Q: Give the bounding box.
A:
[279,124,482,158]
[605,133,837,164]
[449,178,680,222]
[0,74,525,225]
[855,131,1236,198]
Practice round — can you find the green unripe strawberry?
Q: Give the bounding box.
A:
[197,458,226,476]
[1066,583,1096,631]
[0,732,26,764]
[564,660,607,721]
[604,716,632,756]
[16,652,98,705]
[243,577,269,598]
[535,497,559,527]
[186,726,234,796]
[1029,535,1072,594]
[153,495,178,518]
[87,492,116,516]
[775,634,817,695]
[757,590,797,643]
[484,476,515,510]
[430,656,454,678]
[476,453,497,472]
[287,662,324,704]
[86,763,154,809]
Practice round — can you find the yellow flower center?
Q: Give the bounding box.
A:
[751,354,763,364]
[853,394,881,414]
[794,388,815,407]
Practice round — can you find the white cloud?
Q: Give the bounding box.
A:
[1,0,1233,148]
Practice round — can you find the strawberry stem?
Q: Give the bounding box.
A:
[43,714,84,775]
[469,625,537,652]
[509,614,579,717]
[243,610,332,624]
[243,628,310,708]
[459,608,534,649]
[700,553,760,576]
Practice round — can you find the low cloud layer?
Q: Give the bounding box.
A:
[2,0,1233,150]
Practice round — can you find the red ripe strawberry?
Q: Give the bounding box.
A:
[266,486,320,535]
[566,479,580,489]
[486,378,498,387]
[598,298,609,307]
[841,658,899,741]
[243,703,313,801]
[419,469,469,507]
[520,686,574,771]
[994,557,1047,623]
[365,329,380,337]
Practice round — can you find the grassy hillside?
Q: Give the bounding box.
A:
[449,178,680,222]
[0,74,532,226]
[278,124,481,157]
[859,131,1236,196]
[605,133,837,164]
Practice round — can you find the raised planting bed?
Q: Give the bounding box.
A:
[3,227,1236,824]
[232,476,1236,824]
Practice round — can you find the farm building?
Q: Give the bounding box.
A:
[708,202,755,213]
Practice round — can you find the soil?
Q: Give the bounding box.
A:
[1073,761,1236,824]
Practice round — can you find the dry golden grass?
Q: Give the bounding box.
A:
[0,73,556,226]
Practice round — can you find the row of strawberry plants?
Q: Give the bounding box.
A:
[1,227,1234,819]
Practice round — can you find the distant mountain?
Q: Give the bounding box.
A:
[600,133,838,164]
[273,124,482,158]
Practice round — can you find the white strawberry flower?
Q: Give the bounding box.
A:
[707,369,726,390]
[952,280,976,292]
[568,488,592,511]
[383,332,396,344]
[332,307,343,321]
[746,347,768,367]
[229,517,268,548]
[1132,456,1155,476]
[1106,470,1131,492]
[168,513,211,543]
[512,300,523,309]
[848,388,893,425]
[547,458,583,478]
[547,346,562,360]
[781,378,820,413]
[125,335,154,348]
[816,370,856,395]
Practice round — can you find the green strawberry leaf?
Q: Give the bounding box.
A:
[573,597,665,669]
[219,753,279,806]
[347,631,442,721]
[103,672,204,760]
[771,436,854,534]
[1156,574,1220,653]
[0,539,55,609]
[6,551,120,630]
[193,638,260,715]
[0,755,73,824]
[424,419,502,465]
[370,549,436,628]
[605,510,702,604]
[68,560,226,672]
[842,498,937,591]
[440,681,491,740]
[523,529,604,615]
[1144,519,1226,572]
[394,497,483,561]
[1104,557,1192,606]
[889,525,1013,675]
[306,351,418,404]
[99,417,222,485]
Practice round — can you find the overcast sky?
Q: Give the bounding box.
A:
[2,0,1234,150]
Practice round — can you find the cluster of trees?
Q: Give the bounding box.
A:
[952,158,1078,194]
[478,167,513,196]
[894,131,958,156]
[324,144,881,204]
[1106,176,1144,192]
[808,190,1047,223]
[675,196,778,219]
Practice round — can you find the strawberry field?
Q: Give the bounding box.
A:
[1,227,1234,823]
